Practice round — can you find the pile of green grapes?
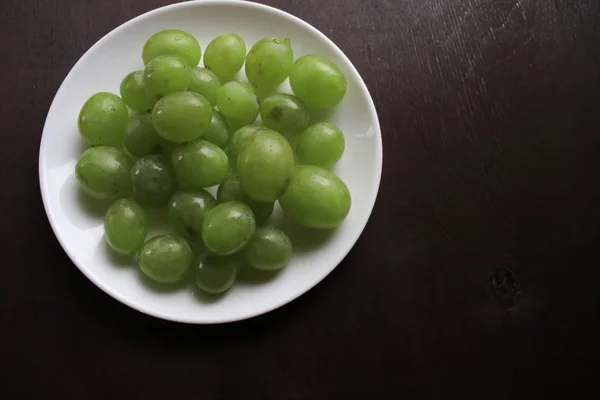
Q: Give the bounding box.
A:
[75,30,351,295]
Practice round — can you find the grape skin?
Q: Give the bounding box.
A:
[143,55,192,103]
[243,226,292,271]
[130,155,177,207]
[202,110,230,149]
[189,67,221,106]
[202,201,256,256]
[289,55,347,109]
[203,34,246,81]
[216,82,259,126]
[152,91,212,143]
[279,165,351,229]
[120,71,155,113]
[245,38,294,90]
[78,92,128,147]
[139,234,193,283]
[168,190,217,245]
[75,146,132,200]
[237,129,294,203]
[195,255,241,294]
[296,123,345,168]
[124,113,171,157]
[142,29,201,67]
[104,199,147,255]
[171,139,229,189]
[259,93,309,136]
[217,174,274,225]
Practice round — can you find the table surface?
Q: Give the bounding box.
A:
[2,0,600,398]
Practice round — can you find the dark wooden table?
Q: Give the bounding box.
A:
[2,0,600,398]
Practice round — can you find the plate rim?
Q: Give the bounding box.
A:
[38,0,383,324]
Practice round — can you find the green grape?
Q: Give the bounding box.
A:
[78,92,128,147]
[296,123,345,168]
[171,139,229,189]
[143,55,191,102]
[152,91,212,143]
[120,71,155,113]
[202,201,255,255]
[225,119,248,136]
[237,129,294,202]
[217,174,274,224]
[142,29,201,67]
[238,81,254,92]
[167,190,217,245]
[289,55,347,109]
[259,93,309,136]
[189,67,221,106]
[216,82,259,126]
[202,110,230,149]
[195,254,241,294]
[245,38,294,91]
[203,34,246,81]
[279,165,351,229]
[227,124,262,168]
[130,155,176,207]
[192,240,210,263]
[243,225,292,270]
[124,113,171,157]
[139,234,192,283]
[104,199,147,255]
[75,146,132,200]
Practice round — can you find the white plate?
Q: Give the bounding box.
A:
[39,0,382,324]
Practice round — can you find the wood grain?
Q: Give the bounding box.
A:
[1,0,600,398]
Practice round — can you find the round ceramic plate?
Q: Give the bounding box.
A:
[39,0,382,324]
